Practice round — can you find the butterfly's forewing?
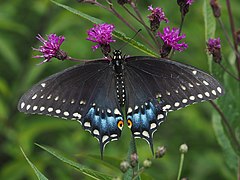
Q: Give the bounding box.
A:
[18,60,124,155]
[125,56,224,149]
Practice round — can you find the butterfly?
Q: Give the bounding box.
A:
[18,50,224,157]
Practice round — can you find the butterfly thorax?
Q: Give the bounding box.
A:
[112,50,126,106]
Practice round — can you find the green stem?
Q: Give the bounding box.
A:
[123,137,139,180]
[121,106,139,180]
[132,167,145,180]
[177,153,185,180]
[226,0,240,79]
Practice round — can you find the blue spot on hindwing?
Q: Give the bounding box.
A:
[82,105,124,157]
[127,101,167,153]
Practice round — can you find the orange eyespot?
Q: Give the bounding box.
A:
[127,119,132,128]
[117,120,124,129]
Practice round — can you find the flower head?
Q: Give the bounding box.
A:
[157,26,188,55]
[155,146,166,158]
[33,34,66,64]
[207,37,222,63]
[148,5,168,31]
[179,144,188,154]
[87,23,115,56]
[210,0,221,18]
[130,153,138,167]
[177,0,194,16]
[186,0,194,5]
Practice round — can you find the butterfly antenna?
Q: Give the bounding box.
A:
[118,29,142,51]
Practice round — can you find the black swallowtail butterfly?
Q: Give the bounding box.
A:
[18,50,224,156]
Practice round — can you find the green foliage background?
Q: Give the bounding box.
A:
[0,0,239,179]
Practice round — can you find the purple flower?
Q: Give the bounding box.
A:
[86,23,115,51]
[33,34,66,64]
[207,38,221,52]
[147,5,169,23]
[207,37,222,63]
[186,0,194,5]
[148,5,168,31]
[157,27,188,52]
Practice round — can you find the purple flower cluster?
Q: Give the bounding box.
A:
[33,34,66,63]
[147,5,169,24]
[207,37,221,52]
[186,0,194,5]
[157,27,188,52]
[207,37,222,63]
[87,23,115,50]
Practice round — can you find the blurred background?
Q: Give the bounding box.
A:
[0,0,238,179]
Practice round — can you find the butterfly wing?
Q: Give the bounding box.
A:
[124,56,224,151]
[18,60,124,156]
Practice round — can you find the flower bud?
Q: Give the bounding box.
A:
[155,146,166,158]
[179,144,188,154]
[210,0,221,18]
[130,153,138,167]
[143,159,152,168]
[147,5,168,31]
[177,0,194,16]
[120,160,130,173]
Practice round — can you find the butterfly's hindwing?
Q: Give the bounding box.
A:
[126,100,167,153]
[18,60,123,155]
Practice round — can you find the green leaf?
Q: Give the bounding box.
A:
[88,155,121,171]
[50,0,103,24]
[0,37,21,73]
[36,144,113,180]
[20,147,48,180]
[203,0,216,73]
[50,0,158,57]
[212,113,238,172]
[203,0,240,174]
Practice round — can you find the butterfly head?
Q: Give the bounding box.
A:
[112,50,123,60]
[112,50,125,73]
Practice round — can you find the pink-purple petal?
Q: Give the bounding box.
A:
[157,26,188,51]
[33,34,65,63]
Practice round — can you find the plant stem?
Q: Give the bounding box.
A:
[177,153,185,180]
[129,2,160,49]
[217,18,238,55]
[209,100,240,155]
[219,63,240,81]
[132,167,145,180]
[123,136,139,180]
[131,2,160,50]
[226,0,240,79]
[109,5,155,50]
[121,105,139,180]
[238,158,240,180]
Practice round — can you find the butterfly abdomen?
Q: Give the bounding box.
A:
[115,73,126,106]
